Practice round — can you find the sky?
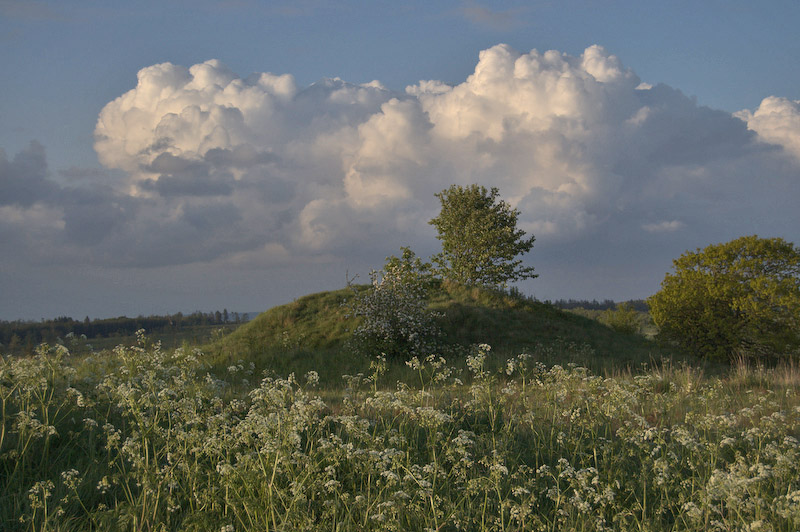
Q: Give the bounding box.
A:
[2,0,800,321]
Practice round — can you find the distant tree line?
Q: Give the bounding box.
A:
[550,299,649,312]
[0,310,248,351]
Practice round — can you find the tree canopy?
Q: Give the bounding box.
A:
[647,235,800,359]
[429,184,536,288]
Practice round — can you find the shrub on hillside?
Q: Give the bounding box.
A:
[348,248,442,360]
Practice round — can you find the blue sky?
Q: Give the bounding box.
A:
[2,0,800,320]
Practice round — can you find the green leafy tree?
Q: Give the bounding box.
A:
[647,235,800,359]
[601,302,641,335]
[429,184,537,288]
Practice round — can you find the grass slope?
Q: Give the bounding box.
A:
[429,282,671,369]
[207,287,363,383]
[207,282,680,385]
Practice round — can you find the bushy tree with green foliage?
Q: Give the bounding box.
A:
[348,248,441,360]
[429,184,537,288]
[381,246,439,293]
[647,235,800,359]
[601,302,641,335]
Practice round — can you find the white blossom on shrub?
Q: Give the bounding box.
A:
[348,248,441,360]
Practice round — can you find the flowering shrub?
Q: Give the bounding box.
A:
[348,248,442,360]
[2,333,800,531]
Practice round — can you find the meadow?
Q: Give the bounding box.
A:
[2,287,800,531]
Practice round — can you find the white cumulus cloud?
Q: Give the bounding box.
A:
[5,43,791,281]
[736,96,800,162]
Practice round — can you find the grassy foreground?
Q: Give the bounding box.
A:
[2,333,800,531]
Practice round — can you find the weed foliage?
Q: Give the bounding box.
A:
[2,335,800,531]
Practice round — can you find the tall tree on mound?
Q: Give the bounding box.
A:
[429,184,537,288]
[648,235,800,360]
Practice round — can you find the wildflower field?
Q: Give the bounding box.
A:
[2,333,800,531]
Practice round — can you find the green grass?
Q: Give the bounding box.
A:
[429,282,678,370]
[205,287,366,387]
[41,323,240,358]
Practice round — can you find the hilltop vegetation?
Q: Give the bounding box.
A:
[206,281,680,387]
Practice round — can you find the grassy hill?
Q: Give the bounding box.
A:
[207,282,682,386]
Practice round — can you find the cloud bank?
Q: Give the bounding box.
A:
[3,44,800,304]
